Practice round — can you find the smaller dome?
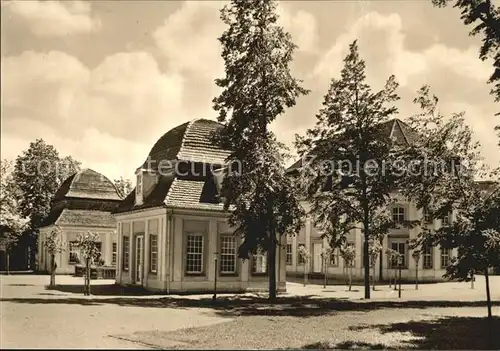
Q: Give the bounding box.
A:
[54,168,121,201]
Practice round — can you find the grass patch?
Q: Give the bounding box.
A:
[119,308,498,349]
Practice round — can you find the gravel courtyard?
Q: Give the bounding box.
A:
[1,274,499,349]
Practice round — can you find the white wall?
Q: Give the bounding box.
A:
[115,208,287,293]
[286,196,457,281]
[38,226,117,274]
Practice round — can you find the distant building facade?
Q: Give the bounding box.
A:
[113,119,287,293]
[37,169,122,274]
[285,119,464,282]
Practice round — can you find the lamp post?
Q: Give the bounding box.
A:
[398,255,402,298]
[212,252,219,301]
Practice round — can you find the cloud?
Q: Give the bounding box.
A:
[0,118,150,181]
[285,10,498,169]
[1,50,189,180]
[2,51,90,125]
[84,52,185,140]
[153,1,318,78]
[2,50,186,141]
[313,12,490,88]
[151,0,318,123]
[4,0,101,37]
[153,1,225,78]
[440,101,500,170]
[276,5,319,54]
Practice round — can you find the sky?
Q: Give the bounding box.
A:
[1,0,499,183]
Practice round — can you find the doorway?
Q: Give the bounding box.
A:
[313,243,323,273]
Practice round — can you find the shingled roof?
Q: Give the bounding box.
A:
[139,119,232,170]
[54,168,122,202]
[115,119,231,214]
[53,209,116,228]
[41,169,121,228]
[287,118,419,173]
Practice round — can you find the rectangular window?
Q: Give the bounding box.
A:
[94,242,102,262]
[150,235,158,273]
[112,242,117,266]
[329,249,338,266]
[220,235,237,274]
[252,251,267,274]
[186,234,204,274]
[345,242,355,267]
[423,208,432,223]
[390,242,406,268]
[286,244,292,265]
[441,247,451,268]
[297,244,306,264]
[69,241,80,264]
[423,245,433,269]
[392,206,406,225]
[442,213,451,226]
[122,237,130,271]
[122,222,130,271]
[148,219,159,274]
[136,174,143,198]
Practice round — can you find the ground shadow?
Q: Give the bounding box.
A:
[45,283,154,296]
[2,288,499,318]
[345,316,500,350]
[7,284,35,286]
[301,341,392,349]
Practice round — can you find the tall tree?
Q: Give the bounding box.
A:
[433,0,499,102]
[76,231,101,296]
[113,177,133,199]
[44,226,64,287]
[213,0,308,302]
[295,41,401,299]
[400,86,500,340]
[13,139,80,261]
[0,160,27,273]
[58,156,82,186]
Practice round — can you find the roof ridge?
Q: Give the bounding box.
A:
[389,119,397,139]
[54,208,68,226]
[163,177,177,205]
[395,119,410,145]
[177,119,197,159]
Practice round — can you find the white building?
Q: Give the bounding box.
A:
[38,169,122,274]
[112,119,287,293]
[285,119,458,282]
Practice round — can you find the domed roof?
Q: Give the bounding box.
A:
[54,168,122,201]
[139,118,231,170]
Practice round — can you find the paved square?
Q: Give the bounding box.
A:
[1,274,499,349]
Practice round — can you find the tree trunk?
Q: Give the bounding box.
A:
[388,262,392,288]
[388,265,391,288]
[378,240,383,282]
[303,266,307,287]
[85,257,91,296]
[485,268,492,319]
[363,224,370,299]
[50,254,56,287]
[6,251,10,275]
[83,265,87,295]
[415,265,419,290]
[323,257,327,288]
[372,265,376,291]
[349,265,352,291]
[394,268,397,291]
[485,268,492,348]
[268,230,277,303]
[471,272,475,289]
